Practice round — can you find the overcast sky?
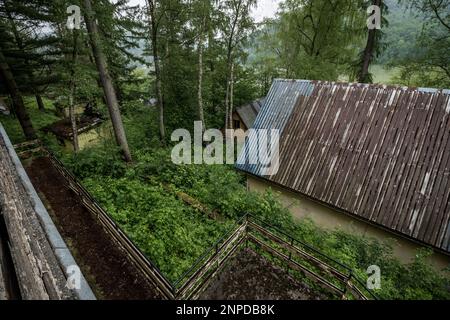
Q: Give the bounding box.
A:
[128,0,282,22]
[251,0,282,22]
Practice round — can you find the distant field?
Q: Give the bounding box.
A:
[338,65,401,85]
[370,64,401,84]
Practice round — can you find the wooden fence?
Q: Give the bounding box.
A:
[16,141,376,300]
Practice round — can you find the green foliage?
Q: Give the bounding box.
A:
[4,0,448,299]
[384,0,450,88]
[120,69,152,102]
[122,103,160,150]
[256,0,367,81]
[82,175,232,282]
[289,222,450,299]
[63,142,127,180]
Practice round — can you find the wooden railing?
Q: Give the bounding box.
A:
[173,214,376,300]
[173,218,247,299]
[16,142,377,301]
[244,216,377,300]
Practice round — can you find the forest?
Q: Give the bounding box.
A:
[0,0,450,300]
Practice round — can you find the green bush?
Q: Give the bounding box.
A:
[63,142,127,179]
[83,176,232,282]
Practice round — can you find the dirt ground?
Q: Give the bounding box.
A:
[25,156,163,300]
[200,247,326,300]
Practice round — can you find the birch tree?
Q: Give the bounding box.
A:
[356,0,388,83]
[146,0,166,142]
[222,0,256,130]
[193,0,214,130]
[69,29,79,152]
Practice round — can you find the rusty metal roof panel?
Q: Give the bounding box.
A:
[237,79,450,253]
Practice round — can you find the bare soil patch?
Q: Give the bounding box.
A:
[200,247,326,300]
[25,156,163,300]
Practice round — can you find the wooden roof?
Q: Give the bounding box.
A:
[237,79,450,253]
[42,115,103,139]
[235,98,264,129]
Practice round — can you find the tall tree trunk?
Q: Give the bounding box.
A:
[224,74,230,130]
[357,0,381,83]
[35,94,45,111]
[357,29,376,83]
[228,62,234,130]
[197,17,206,131]
[224,50,233,131]
[0,50,36,140]
[224,0,242,130]
[83,0,132,162]
[147,0,165,143]
[224,54,232,131]
[69,30,79,152]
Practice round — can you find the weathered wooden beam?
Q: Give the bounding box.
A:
[0,228,8,300]
[0,126,95,300]
[247,221,349,282]
[0,137,62,299]
[247,234,345,296]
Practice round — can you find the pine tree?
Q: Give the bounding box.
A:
[0,0,63,105]
[0,49,36,139]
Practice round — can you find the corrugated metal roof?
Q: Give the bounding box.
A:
[237,79,450,253]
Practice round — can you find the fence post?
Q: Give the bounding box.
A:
[245,214,249,248]
[172,285,177,300]
[342,271,352,300]
[285,237,294,274]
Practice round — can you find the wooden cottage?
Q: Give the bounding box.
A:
[232,98,264,131]
[236,79,450,269]
[42,115,109,151]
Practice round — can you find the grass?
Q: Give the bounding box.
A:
[370,64,401,85]
[0,96,60,144]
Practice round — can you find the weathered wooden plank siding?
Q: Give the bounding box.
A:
[238,79,450,253]
[0,132,75,300]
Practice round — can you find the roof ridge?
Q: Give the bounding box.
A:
[272,78,450,93]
